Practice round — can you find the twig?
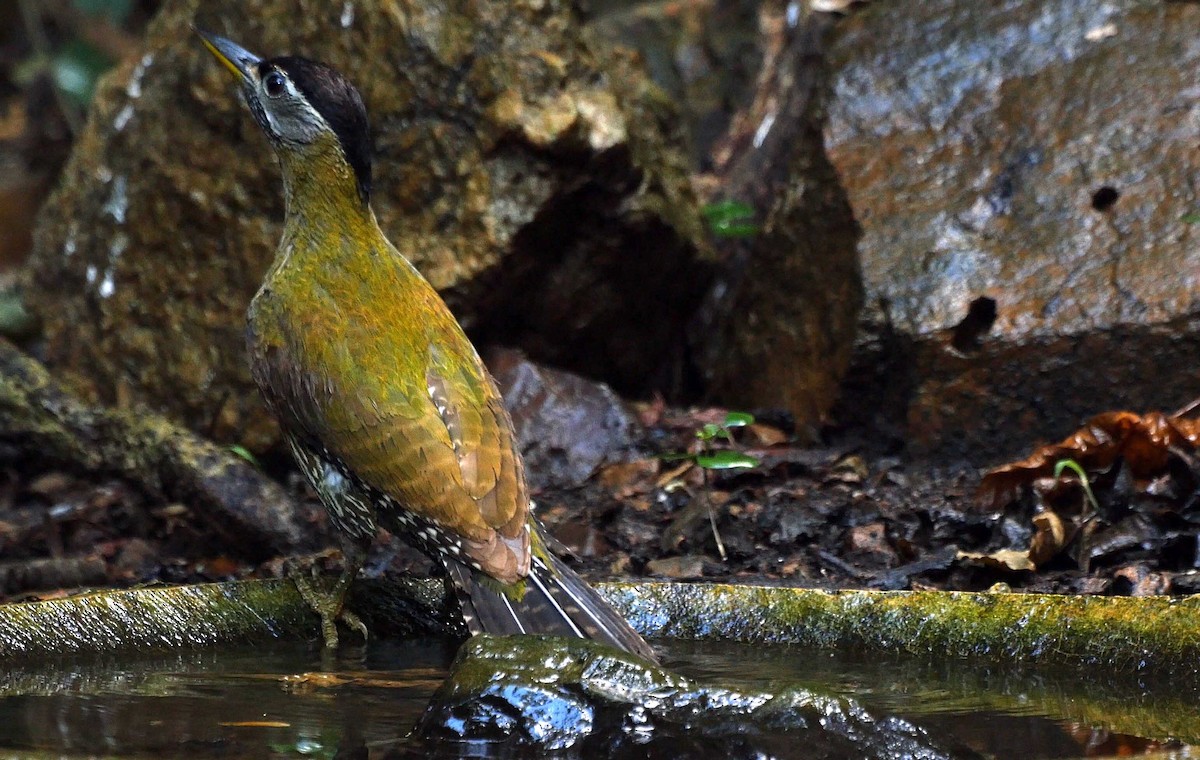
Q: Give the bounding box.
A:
[1172,396,1200,419]
[702,485,728,562]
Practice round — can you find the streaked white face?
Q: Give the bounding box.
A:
[246,66,328,146]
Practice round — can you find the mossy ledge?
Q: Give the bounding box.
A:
[2,578,1198,679]
[0,577,458,660]
[608,582,1200,675]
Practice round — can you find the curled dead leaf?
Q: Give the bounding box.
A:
[596,458,660,497]
[746,422,788,447]
[956,548,1037,573]
[1028,511,1070,567]
[976,411,1200,510]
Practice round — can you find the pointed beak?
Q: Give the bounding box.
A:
[195,28,262,84]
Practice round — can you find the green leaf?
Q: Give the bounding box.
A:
[228,444,261,469]
[722,411,755,428]
[695,451,760,470]
[1182,212,1200,224]
[52,40,115,107]
[701,200,759,238]
[711,221,760,238]
[701,199,754,222]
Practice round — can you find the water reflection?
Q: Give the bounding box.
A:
[0,637,1194,758]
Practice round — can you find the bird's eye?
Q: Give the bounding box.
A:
[264,71,286,97]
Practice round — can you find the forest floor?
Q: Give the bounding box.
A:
[4,404,1197,605]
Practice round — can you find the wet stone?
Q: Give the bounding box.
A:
[487,347,642,491]
[413,634,974,758]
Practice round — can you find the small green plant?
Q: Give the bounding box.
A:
[663,412,761,561]
[662,411,761,471]
[693,411,761,470]
[1053,458,1100,514]
[701,200,760,238]
[15,0,130,132]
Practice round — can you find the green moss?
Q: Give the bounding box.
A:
[603,583,1200,676]
[0,580,316,658]
[3,575,1198,687]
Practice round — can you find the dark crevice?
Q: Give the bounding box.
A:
[950,296,998,353]
[1091,185,1120,212]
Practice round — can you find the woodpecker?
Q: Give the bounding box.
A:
[197,29,655,660]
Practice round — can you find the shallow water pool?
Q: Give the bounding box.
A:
[0,637,1195,758]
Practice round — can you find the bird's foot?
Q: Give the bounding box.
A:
[287,560,369,650]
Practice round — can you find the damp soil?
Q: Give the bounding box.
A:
[1,405,1196,606]
[537,405,1200,601]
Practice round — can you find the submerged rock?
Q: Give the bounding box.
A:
[25,0,707,451]
[411,634,975,758]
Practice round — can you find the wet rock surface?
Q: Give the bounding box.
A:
[410,634,975,758]
[824,0,1200,460]
[487,347,642,492]
[24,0,708,450]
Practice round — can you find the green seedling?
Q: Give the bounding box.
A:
[228,444,261,469]
[1053,458,1100,515]
[662,412,762,560]
[694,411,760,470]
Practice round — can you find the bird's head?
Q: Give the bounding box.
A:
[196,29,372,207]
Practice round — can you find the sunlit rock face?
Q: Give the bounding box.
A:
[25,0,707,451]
[825,0,1200,460]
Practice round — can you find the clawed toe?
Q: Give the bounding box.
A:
[289,563,368,650]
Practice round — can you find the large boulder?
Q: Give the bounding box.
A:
[24,0,709,450]
[825,0,1200,459]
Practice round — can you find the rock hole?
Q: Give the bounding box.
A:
[950,296,997,353]
[1091,186,1120,212]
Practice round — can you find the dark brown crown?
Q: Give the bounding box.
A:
[261,56,372,204]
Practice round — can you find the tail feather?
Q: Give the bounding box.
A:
[445,551,657,663]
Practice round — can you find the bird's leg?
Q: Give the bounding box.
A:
[289,544,369,649]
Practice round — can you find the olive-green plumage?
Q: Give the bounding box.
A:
[198,29,655,661]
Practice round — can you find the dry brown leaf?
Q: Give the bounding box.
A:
[632,394,666,427]
[596,458,660,495]
[746,422,788,447]
[1028,511,1070,567]
[977,411,1200,510]
[957,548,1036,573]
[655,460,694,489]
